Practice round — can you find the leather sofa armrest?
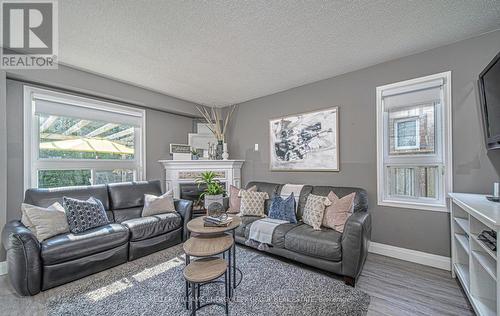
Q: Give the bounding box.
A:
[174,199,193,241]
[222,197,230,211]
[1,220,42,296]
[341,211,372,281]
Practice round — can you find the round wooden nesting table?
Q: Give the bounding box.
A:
[183,257,228,283]
[187,216,242,235]
[183,234,233,257]
[183,257,229,315]
[185,216,242,299]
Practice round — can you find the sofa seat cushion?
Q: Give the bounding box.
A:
[122,212,182,241]
[271,223,303,248]
[41,223,129,265]
[235,216,261,238]
[284,224,342,261]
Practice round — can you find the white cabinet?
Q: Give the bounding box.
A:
[449,193,500,316]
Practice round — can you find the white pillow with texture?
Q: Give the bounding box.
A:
[142,190,175,217]
[21,202,69,241]
[239,190,269,217]
[302,194,332,230]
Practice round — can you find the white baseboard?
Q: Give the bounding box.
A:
[369,242,451,271]
[0,261,6,276]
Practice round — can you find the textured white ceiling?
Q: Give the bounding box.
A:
[59,1,500,106]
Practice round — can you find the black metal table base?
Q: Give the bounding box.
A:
[185,281,229,315]
[234,267,243,288]
[184,226,243,313]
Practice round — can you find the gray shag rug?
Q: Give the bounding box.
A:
[44,245,369,315]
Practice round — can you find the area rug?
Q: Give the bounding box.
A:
[44,245,369,315]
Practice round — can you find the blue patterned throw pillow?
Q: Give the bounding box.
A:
[268,193,297,223]
[63,196,109,234]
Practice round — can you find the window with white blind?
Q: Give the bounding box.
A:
[376,72,452,212]
[23,86,145,190]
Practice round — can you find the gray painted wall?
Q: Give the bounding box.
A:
[0,72,6,263]
[1,75,194,261]
[226,30,500,257]
[7,64,199,117]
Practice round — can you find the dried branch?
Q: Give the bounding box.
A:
[195,104,238,142]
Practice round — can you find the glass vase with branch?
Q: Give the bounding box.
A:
[195,105,236,159]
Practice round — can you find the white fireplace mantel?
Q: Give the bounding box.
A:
[158,160,245,199]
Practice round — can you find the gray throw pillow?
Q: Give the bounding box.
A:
[63,196,109,234]
[142,190,175,217]
[21,202,69,241]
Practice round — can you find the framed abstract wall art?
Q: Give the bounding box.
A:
[269,106,339,171]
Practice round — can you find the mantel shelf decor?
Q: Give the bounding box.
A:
[195,104,236,160]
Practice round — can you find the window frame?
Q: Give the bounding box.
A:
[393,116,420,150]
[376,72,452,213]
[23,85,146,190]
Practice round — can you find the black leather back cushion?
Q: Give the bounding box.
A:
[246,181,282,198]
[244,182,368,215]
[310,186,368,213]
[24,185,110,211]
[108,180,162,210]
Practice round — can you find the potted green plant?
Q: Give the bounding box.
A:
[191,148,200,160]
[196,171,225,208]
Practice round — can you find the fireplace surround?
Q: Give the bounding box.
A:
[158,159,244,202]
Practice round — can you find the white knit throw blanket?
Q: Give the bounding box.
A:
[245,184,305,250]
[246,218,288,250]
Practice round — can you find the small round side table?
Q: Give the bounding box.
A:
[186,216,242,298]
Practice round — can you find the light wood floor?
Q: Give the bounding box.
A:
[358,254,473,315]
[0,252,473,316]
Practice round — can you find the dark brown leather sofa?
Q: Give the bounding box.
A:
[234,181,371,287]
[1,180,192,296]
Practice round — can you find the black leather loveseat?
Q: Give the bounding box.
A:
[234,181,371,286]
[1,180,192,296]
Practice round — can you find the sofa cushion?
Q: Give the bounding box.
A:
[234,216,261,238]
[322,191,356,233]
[63,197,110,234]
[227,185,257,214]
[284,224,342,261]
[245,182,282,215]
[310,186,368,213]
[41,223,129,265]
[21,202,69,242]
[302,194,331,230]
[24,185,110,212]
[271,222,303,248]
[141,191,175,217]
[239,191,269,216]
[113,207,143,223]
[121,212,182,241]
[108,181,162,210]
[268,193,297,223]
[277,185,313,220]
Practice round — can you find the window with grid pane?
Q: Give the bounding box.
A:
[376,72,452,212]
[24,86,145,189]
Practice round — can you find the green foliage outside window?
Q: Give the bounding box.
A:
[38,170,91,188]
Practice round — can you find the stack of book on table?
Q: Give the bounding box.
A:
[204,216,233,227]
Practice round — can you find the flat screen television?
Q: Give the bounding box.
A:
[478,51,500,150]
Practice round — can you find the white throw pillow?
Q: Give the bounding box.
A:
[142,190,175,217]
[239,191,269,217]
[302,194,332,230]
[21,202,69,241]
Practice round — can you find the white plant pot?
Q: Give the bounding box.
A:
[204,194,224,209]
